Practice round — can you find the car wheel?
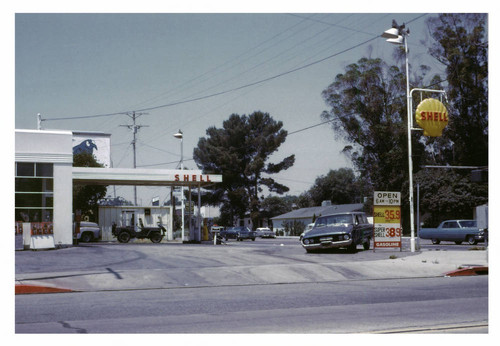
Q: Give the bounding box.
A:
[118,232,131,243]
[467,236,478,245]
[431,239,440,245]
[252,238,256,241]
[455,241,463,245]
[80,232,93,243]
[363,239,370,250]
[150,232,163,243]
[347,243,357,253]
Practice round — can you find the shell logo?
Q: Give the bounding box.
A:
[415,98,449,137]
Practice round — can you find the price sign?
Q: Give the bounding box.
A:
[373,192,402,249]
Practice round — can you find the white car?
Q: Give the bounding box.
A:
[255,227,276,238]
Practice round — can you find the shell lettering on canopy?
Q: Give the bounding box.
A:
[415,98,449,137]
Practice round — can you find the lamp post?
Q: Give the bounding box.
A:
[174,130,185,242]
[382,21,416,252]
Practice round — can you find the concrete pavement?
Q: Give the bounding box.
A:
[15,247,488,294]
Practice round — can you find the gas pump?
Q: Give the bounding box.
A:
[210,226,224,245]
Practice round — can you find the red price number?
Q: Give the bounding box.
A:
[385,227,401,238]
[384,209,401,220]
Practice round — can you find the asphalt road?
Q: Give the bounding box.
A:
[15,276,488,333]
[15,237,489,334]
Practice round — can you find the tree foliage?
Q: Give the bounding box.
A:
[426,14,488,167]
[260,195,294,225]
[73,152,107,222]
[321,14,488,229]
[193,111,295,227]
[415,170,488,227]
[321,57,423,194]
[308,168,360,206]
[282,220,305,237]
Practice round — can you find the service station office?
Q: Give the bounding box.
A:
[15,129,222,250]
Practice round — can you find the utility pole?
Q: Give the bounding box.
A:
[120,111,148,205]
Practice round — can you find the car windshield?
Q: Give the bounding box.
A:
[315,214,354,227]
[459,220,476,227]
[228,227,247,231]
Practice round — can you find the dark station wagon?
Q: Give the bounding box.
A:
[300,212,372,253]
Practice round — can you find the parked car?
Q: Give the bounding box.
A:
[300,212,372,253]
[419,220,486,245]
[221,226,256,241]
[299,223,315,241]
[112,218,166,243]
[220,227,238,240]
[74,221,101,243]
[255,227,276,238]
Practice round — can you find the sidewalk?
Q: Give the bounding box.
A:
[15,248,488,294]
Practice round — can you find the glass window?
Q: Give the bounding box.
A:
[15,162,54,222]
[459,220,476,228]
[15,193,53,208]
[16,162,35,176]
[36,163,53,177]
[15,209,52,223]
[15,178,53,192]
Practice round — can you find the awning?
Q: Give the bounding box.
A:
[72,167,222,187]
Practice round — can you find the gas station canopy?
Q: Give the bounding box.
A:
[72,167,222,187]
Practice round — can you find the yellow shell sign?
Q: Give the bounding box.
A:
[415,98,449,137]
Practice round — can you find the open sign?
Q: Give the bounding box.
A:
[374,191,401,206]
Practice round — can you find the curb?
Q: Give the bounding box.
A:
[444,266,488,277]
[15,284,74,295]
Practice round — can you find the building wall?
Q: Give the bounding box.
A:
[272,217,313,231]
[53,162,73,246]
[16,130,74,248]
[234,216,270,230]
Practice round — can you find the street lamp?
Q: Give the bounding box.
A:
[382,21,417,252]
[174,130,185,242]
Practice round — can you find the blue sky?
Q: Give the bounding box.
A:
[12,5,484,205]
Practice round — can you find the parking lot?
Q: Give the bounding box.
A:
[15,236,486,277]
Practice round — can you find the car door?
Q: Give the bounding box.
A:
[358,214,372,241]
[352,214,369,243]
[442,221,459,241]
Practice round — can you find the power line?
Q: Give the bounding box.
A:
[141,14,387,146]
[126,14,318,112]
[286,13,374,35]
[288,119,335,135]
[41,14,428,125]
[42,36,379,122]
[137,158,194,168]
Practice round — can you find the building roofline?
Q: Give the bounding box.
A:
[271,203,364,220]
[16,129,73,135]
[73,130,111,136]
